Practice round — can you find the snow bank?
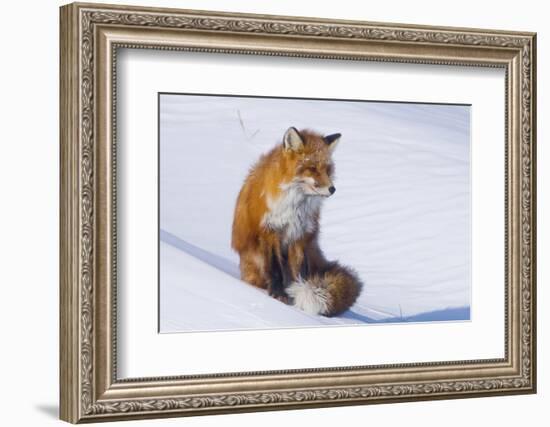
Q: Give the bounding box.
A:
[159,94,471,333]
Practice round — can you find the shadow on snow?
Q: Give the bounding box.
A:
[160,229,470,324]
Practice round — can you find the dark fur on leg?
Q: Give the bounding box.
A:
[268,248,289,303]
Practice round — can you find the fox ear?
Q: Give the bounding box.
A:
[324,133,341,152]
[283,127,304,152]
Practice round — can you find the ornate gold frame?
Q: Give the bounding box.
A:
[59,2,537,423]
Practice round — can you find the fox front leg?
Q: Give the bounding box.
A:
[287,241,307,281]
[268,247,291,303]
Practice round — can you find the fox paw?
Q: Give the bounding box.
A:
[268,287,289,304]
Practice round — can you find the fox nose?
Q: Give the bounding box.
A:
[329,186,336,195]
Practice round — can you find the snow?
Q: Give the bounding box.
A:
[159,94,471,333]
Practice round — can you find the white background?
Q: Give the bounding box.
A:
[0,0,546,426]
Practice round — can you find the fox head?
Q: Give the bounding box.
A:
[281,127,341,197]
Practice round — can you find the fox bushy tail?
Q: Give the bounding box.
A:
[286,262,362,317]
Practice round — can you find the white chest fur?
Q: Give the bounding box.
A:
[262,184,322,245]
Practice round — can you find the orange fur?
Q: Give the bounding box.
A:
[231,128,362,315]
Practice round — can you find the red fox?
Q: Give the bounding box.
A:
[231,127,362,316]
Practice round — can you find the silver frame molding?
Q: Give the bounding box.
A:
[60,2,537,423]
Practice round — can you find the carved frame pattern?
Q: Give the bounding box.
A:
[60,2,536,423]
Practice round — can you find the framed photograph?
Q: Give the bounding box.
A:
[59,2,537,423]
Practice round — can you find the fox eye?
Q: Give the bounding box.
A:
[307,166,317,174]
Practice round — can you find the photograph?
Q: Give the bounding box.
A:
[57,2,536,422]
[159,93,472,333]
